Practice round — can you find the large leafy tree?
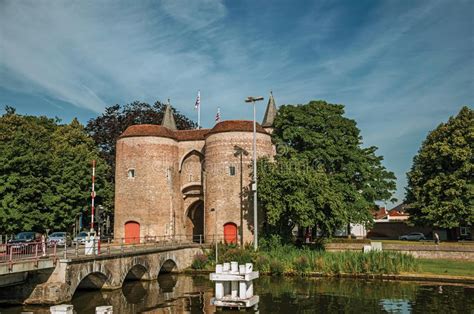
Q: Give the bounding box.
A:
[0,109,112,233]
[258,100,396,238]
[406,106,473,228]
[46,119,113,231]
[85,101,197,179]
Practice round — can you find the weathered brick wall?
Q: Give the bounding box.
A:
[114,136,180,239]
[114,127,273,245]
[204,131,273,244]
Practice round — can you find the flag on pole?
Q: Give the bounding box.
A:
[194,90,200,110]
[215,107,221,122]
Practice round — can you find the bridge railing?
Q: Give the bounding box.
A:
[0,241,58,265]
[1,234,233,265]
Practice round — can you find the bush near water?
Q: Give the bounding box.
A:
[192,237,418,276]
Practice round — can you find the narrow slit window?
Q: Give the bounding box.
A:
[229,166,236,176]
[127,169,135,178]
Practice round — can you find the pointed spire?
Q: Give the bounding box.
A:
[262,91,277,127]
[161,99,177,130]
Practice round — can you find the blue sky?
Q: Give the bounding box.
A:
[0,0,473,206]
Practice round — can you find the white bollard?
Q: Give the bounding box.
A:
[246,281,254,298]
[239,281,247,299]
[231,261,238,273]
[96,305,113,314]
[216,264,223,274]
[223,262,230,272]
[216,282,224,299]
[50,304,73,314]
[245,263,253,274]
[239,264,246,274]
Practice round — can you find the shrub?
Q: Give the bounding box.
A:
[270,259,285,275]
[220,247,253,264]
[294,255,311,275]
[254,255,271,272]
[191,253,208,270]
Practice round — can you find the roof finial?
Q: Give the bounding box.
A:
[262,90,277,127]
[162,99,177,130]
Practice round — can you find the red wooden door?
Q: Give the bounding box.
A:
[124,221,140,244]
[223,223,237,244]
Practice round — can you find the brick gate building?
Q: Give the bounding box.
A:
[114,94,277,244]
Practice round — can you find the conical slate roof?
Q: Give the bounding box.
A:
[161,100,177,130]
[262,91,277,127]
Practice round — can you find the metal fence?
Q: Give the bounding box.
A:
[0,234,227,266]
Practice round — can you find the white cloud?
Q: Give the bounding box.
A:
[0,0,472,204]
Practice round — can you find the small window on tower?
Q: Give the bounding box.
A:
[229,166,236,176]
[127,169,135,178]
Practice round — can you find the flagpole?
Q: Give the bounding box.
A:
[196,90,201,129]
[198,102,201,129]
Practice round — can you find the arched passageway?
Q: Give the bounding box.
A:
[186,201,204,242]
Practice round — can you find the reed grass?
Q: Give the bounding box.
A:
[191,243,418,275]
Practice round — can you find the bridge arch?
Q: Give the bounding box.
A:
[73,271,109,296]
[159,259,178,274]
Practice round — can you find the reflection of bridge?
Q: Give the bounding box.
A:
[0,241,204,305]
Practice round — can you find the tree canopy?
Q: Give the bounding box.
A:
[258,100,397,238]
[0,110,112,233]
[406,106,473,228]
[85,101,197,179]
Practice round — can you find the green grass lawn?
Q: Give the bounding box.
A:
[417,259,474,277]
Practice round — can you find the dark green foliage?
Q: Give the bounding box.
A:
[406,106,473,228]
[259,101,396,238]
[269,259,285,275]
[220,247,253,264]
[85,101,197,181]
[0,109,112,233]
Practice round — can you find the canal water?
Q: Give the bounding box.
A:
[1,274,473,313]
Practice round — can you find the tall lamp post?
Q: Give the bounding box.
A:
[245,96,264,251]
[234,145,249,246]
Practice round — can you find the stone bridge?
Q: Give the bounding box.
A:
[0,244,203,305]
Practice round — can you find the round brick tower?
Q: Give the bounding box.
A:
[114,125,181,242]
[204,121,273,245]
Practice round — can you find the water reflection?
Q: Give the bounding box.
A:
[0,275,473,313]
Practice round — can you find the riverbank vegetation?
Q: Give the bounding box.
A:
[192,239,418,276]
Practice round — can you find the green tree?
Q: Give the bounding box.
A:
[0,109,112,233]
[85,101,197,180]
[406,106,473,228]
[46,118,113,231]
[258,100,396,238]
[0,112,56,232]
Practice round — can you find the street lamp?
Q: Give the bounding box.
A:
[245,96,264,251]
[234,145,249,246]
